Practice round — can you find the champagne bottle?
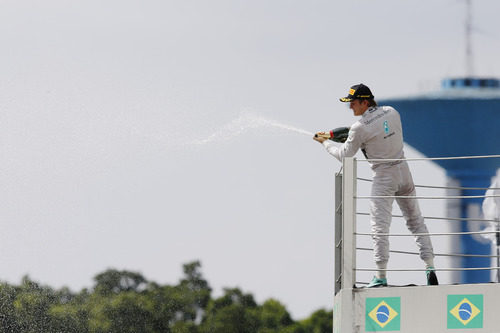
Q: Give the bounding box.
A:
[314,127,350,143]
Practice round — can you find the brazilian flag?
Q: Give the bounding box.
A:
[365,297,400,331]
[447,294,483,329]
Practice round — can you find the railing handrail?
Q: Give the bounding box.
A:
[336,154,500,292]
[358,154,500,162]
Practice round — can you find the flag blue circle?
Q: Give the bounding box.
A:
[376,305,390,323]
[458,303,472,321]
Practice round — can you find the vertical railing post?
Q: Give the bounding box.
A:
[341,157,357,289]
[334,172,343,295]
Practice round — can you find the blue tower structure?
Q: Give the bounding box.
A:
[379,77,500,283]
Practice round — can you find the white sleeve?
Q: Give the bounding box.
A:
[322,140,341,161]
[322,125,364,161]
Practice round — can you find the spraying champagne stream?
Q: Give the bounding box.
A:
[191,111,349,145]
[192,112,315,145]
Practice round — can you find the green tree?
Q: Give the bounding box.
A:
[48,288,90,332]
[0,283,21,331]
[0,261,332,333]
[177,261,212,323]
[201,288,260,333]
[88,269,153,332]
[143,261,211,331]
[297,309,333,333]
[94,269,147,296]
[101,292,155,333]
[13,276,58,332]
[258,298,294,332]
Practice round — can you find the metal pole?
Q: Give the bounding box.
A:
[334,172,343,295]
[465,0,473,76]
[341,157,357,289]
[496,219,500,282]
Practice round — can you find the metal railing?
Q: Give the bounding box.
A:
[334,155,500,294]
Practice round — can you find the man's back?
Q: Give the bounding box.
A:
[353,106,405,165]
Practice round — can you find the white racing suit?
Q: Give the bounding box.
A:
[323,106,434,265]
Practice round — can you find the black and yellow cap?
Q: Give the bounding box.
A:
[339,83,374,102]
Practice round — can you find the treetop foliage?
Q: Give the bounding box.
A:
[0,261,332,332]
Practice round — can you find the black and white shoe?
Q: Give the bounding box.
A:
[426,267,439,285]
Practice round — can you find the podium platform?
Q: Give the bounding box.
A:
[334,283,500,332]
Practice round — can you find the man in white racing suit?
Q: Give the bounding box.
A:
[314,83,438,287]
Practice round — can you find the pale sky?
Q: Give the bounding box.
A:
[1,0,499,319]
